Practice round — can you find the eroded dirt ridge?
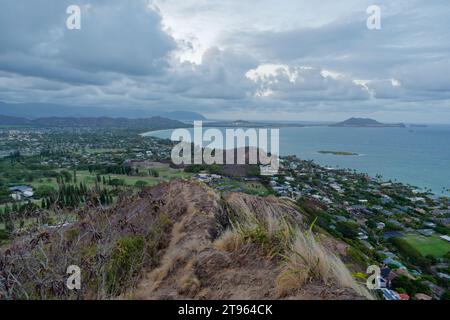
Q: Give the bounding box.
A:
[0,180,371,300]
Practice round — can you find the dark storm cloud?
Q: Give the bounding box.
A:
[0,0,176,82]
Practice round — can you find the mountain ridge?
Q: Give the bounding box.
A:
[0,101,206,121]
[0,180,372,300]
[0,114,189,130]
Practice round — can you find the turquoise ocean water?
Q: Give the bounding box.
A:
[144,125,450,196]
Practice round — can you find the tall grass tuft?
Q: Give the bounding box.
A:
[276,229,373,299]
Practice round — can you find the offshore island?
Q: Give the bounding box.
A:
[318,150,359,156]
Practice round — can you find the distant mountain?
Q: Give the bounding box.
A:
[0,115,189,130]
[159,111,206,121]
[0,101,206,121]
[331,117,405,128]
[0,115,32,126]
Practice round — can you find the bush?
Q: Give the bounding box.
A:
[0,229,10,240]
[106,236,145,295]
[148,169,159,177]
[336,221,359,239]
[34,185,57,198]
[109,178,125,187]
[105,214,172,296]
[184,165,205,173]
[392,275,431,296]
[135,180,148,188]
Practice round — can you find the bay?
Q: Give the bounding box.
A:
[143,125,450,196]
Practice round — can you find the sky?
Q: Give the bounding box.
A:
[0,0,449,123]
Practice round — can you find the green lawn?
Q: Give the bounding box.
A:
[75,167,191,187]
[28,167,191,190]
[403,233,450,258]
[241,181,270,196]
[214,178,270,196]
[31,178,59,189]
[0,167,191,213]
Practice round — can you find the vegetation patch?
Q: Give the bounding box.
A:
[215,200,371,299]
[106,235,146,295]
[402,233,450,258]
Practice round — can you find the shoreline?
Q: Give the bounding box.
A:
[142,128,450,198]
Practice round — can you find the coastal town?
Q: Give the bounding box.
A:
[196,155,450,300]
[0,125,449,300]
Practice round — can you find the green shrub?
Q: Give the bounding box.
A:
[105,214,172,296]
[392,275,431,296]
[0,229,9,240]
[34,185,57,198]
[134,180,148,188]
[336,221,359,239]
[106,235,145,295]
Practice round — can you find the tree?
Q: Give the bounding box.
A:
[0,185,11,204]
[35,185,57,198]
[5,213,14,237]
[60,170,72,183]
[149,169,159,177]
[110,178,125,187]
[336,221,359,239]
[392,276,431,296]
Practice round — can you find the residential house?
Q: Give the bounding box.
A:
[9,185,34,201]
[418,229,434,237]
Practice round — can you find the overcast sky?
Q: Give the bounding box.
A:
[0,0,449,123]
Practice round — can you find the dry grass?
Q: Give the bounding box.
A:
[276,229,373,299]
[214,201,373,300]
[169,217,187,247]
[135,237,207,298]
[216,212,292,259]
[214,229,242,252]
[177,260,201,297]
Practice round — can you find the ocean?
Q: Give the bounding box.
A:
[143,125,450,196]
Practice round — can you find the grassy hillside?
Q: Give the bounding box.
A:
[0,180,372,300]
